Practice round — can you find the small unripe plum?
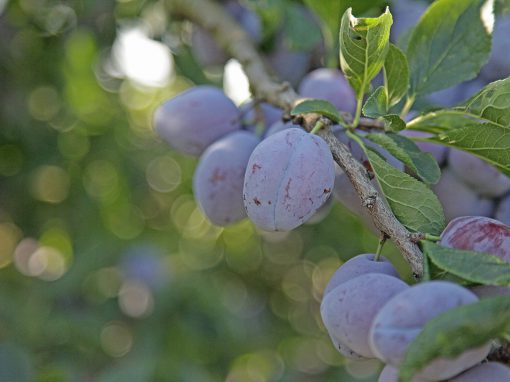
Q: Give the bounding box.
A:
[400,130,448,164]
[450,362,510,381]
[154,86,241,156]
[298,68,357,113]
[323,254,401,297]
[495,193,510,226]
[194,131,260,226]
[448,149,510,198]
[439,216,510,262]
[432,168,494,221]
[243,128,335,231]
[378,365,428,382]
[369,281,490,381]
[321,273,409,358]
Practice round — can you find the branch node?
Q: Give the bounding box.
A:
[409,232,426,243]
[363,192,378,209]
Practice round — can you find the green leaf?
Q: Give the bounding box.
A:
[463,77,510,127]
[431,122,510,178]
[422,241,510,286]
[407,0,493,96]
[363,86,387,117]
[362,88,406,131]
[366,149,445,235]
[408,78,510,132]
[384,44,409,107]
[290,99,341,123]
[366,133,441,184]
[399,296,510,382]
[382,114,406,132]
[406,110,481,134]
[339,7,392,98]
[304,0,388,65]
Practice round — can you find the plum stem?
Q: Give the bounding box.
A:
[310,120,325,135]
[374,234,387,261]
[400,95,415,119]
[345,130,365,150]
[424,233,441,242]
[352,95,363,128]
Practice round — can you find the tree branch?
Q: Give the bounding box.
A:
[164,0,423,276]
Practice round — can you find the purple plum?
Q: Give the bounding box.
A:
[194,131,260,226]
[154,86,241,156]
[369,281,490,380]
[243,128,335,231]
[321,273,409,358]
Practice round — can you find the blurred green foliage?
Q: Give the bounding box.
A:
[0,0,408,380]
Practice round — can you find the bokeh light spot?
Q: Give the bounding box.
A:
[111,26,174,88]
[14,238,39,276]
[100,322,133,358]
[104,205,145,239]
[146,155,181,193]
[99,267,124,297]
[28,86,60,121]
[118,280,154,318]
[83,160,120,203]
[28,246,68,281]
[45,5,77,35]
[30,165,70,204]
[58,130,90,160]
[223,59,251,105]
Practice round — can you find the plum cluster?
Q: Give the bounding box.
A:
[153,61,510,233]
[321,216,510,381]
[153,62,421,233]
[153,61,370,231]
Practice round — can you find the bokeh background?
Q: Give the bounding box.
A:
[0,0,438,381]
